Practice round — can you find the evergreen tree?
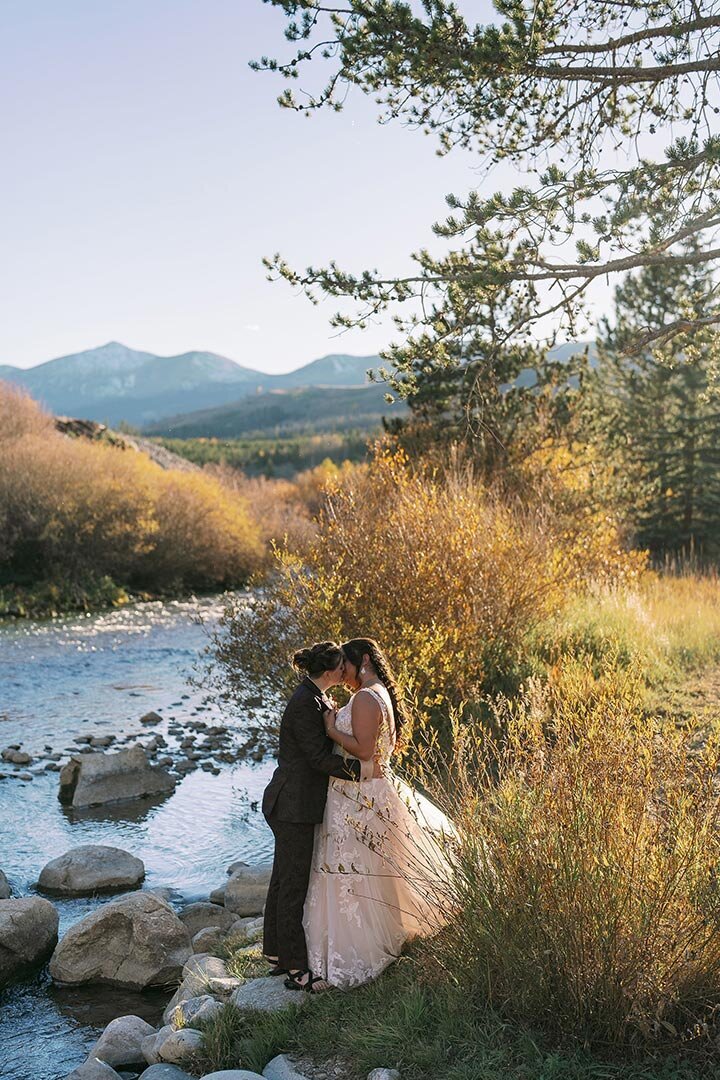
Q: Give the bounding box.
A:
[257,0,720,377]
[587,260,720,559]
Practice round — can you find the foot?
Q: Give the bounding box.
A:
[284,969,331,993]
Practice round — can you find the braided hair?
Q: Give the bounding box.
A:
[292,640,344,678]
[341,637,410,743]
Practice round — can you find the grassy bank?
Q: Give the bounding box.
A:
[197,945,720,1080]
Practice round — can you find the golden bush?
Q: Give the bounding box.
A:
[416,661,720,1045]
[0,384,263,595]
[210,446,644,739]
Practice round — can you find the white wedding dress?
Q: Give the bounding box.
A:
[303,686,454,988]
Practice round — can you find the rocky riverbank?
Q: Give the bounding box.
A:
[0,848,399,1080]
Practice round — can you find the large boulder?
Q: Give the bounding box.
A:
[0,869,10,899]
[223,864,272,917]
[0,896,59,986]
[39,846,145,896]
[49,893,192,989]
[59,746,175,808]
[87,1014,157,1067]
[178,901,236,937]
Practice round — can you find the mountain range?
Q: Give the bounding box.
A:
[0,342,380,428]
[0,339,595,437]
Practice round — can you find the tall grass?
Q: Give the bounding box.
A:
[536,576,720,684]
[413,661,720,1047]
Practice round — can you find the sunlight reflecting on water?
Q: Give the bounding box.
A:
[0,594,274,1080]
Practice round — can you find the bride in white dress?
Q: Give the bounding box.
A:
[300,637,454,991]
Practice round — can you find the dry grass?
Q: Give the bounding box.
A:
[413,660,720,1048]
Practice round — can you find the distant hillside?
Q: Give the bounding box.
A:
[145,384,406,439]
[0,342,380,427]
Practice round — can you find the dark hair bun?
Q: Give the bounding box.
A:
[292,640,343,677]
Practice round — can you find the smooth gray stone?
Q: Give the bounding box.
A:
[179,901,236,936]
[167,993,224,1029]
[142,1025,173,1066]
[367,1071,401,1080]
[0,896,59,987]
[65,1060,123,1080]
[49,893,191,990]
[58,746,175,808]
[156,1028,203,1064]
[262,1055,311,1080]
[87,1014,156,1067]
[230,977,306,1013]
[139,1067,194,1080]
[0,869,10,899]
[222,864,272,917]
[39,845,145,896]
[200,1073,265,1080]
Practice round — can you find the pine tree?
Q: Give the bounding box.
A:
[587,260,720,559]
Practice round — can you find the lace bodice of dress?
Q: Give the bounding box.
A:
[334,686,395,765]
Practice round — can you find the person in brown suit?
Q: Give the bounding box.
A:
[262,641,378,989]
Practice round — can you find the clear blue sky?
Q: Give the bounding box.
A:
[0,1,598,373]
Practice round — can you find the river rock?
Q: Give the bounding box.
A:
[192,926,225,953]
[157,1027,203,1064]
[142,1026,174,1066]
[262,1056,312,1080]
[139,1067,195,1080]
[39,846,146,896]
[0,896,59,986]
[179,901,237,937]
[168,993,224,1029]
[200,1072,265,1080]
[65,1060,124,1080]
[162,955,233,1024]
[58,746,175,808]
[366,1071,401,1080]
[223,864,272,916]
[183,953,230,980]
[230,977,305,1013]
[2,747,32,764]
[49,892,192,989]
[141,711,163,725]
[0,869,10,899]
[87,1014,157,1067]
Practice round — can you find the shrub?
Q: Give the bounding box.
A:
[207,445,644,744]
[0,382,264,603]
[416,661,720,1046]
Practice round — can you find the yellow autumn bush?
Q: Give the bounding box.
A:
[0,383,263,601]
[210,444,644,741]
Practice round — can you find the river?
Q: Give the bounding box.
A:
[0,596,275,1080]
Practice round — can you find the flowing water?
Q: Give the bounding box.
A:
[0,596,274,1080]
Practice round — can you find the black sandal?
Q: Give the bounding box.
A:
[267,964,289,977]
[284,969,329,993]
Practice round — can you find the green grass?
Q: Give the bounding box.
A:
[196,952,720,1080]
